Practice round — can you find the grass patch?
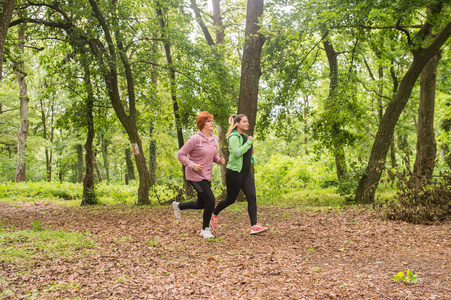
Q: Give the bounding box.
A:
[0,225,96,265]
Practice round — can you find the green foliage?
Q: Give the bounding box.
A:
[0,181,82,200]
[31,220,44,232]
[385,171,451,224]
[0,181,188,206]
[337,165,367,198]
[147,238,160,248]
[393,270,418,283]
[82,188,98,205]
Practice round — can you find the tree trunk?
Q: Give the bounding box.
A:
[323,37,347,180]
[93,154,102,183]
[156,2,191,195]
[88,0,151,204]
[191,0,228,188]
[303,95,309,155]
[389,136,397,168]
[40,98,52,182]
[81,61,97,205]
[217,125,229,187]
[237,0,265,136]
[0,0,14,81]
[212,0,225,43]
[412,52,441,183]
[389,63,399,169]
[101,133,110,182]
[354,9,451,203]
[149,28,158,187]
[125,147,135,181]
[76,144,84,183]
[15,20,29,182]
[148,123,157,186]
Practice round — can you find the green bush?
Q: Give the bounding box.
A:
[0,181,82,200]
[0,181,187,205]
[255,153,337,201]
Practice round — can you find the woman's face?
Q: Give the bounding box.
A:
[203,118,215,132]
[235,116,249,132]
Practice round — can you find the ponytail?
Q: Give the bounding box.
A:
[226,114,246,137]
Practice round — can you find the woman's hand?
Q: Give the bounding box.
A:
[193,164,203,172]
[219,157,226,165]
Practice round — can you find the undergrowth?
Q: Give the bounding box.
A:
[385,170,451,224]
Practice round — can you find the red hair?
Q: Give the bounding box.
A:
[196,111,214,130]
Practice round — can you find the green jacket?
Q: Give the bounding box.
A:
[227,130,257,172]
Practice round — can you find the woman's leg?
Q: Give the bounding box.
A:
[241,171,257,226]
[179,181,205,210]
[179,180,215,229]
[213,169,242,215]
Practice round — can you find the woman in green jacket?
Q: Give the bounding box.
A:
[211,114,268,235]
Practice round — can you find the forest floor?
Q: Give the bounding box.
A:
[0,200,450,299]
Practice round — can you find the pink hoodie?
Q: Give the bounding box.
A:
[177,131,221,182]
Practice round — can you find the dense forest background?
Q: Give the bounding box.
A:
[0,0,450,214]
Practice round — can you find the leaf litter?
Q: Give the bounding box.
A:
[0,201,450,299]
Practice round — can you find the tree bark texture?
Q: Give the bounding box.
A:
[237,0,265,136]
[323,38,347,180]
[101,133,110,182]
[125,147,135,181]
[148,123,157,186]
[0,0,14,81]
[190,0,214,45]
[40,98,53,182]
[76,144,84,183]
[412,52,440,182]
[81,62,97,205]
[212,0,225,44]
[93,154,102,183]
[354,7,451,203]
[15,21,29,182]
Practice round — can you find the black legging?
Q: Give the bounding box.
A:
[213,169,257,226]
[179,180,215,229]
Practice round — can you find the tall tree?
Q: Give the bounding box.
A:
[156,1,192,193]
[39,94,54,182]
[88,0,151,204]
[355,4,451,203]
[190,0,230,186]
[156,1,184,150]
[0,0,14,81]
[15,19,29,182]
[80,55,97,205]
[322,35,347,180]
[237,0,265,136]
[76,143,83,183]
[100,132,110,183]
[412,51,441,182]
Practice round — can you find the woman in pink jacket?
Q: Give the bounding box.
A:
[173,111,225,239]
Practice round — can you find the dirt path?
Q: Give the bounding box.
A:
[0,202,450,299]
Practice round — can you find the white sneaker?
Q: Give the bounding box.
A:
[200,227,214,239]
[172,201,181,219]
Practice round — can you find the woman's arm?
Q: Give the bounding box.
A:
[177,137,196,170]
[229,135,254,158]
